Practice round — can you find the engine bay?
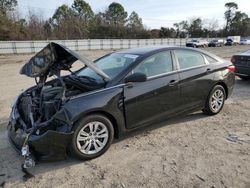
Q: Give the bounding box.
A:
[17,74,105,131]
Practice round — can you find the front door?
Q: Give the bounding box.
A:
[123,51,181,129]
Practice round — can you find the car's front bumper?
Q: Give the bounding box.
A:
[8,107,73,161]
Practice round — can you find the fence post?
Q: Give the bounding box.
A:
[88,39,91,50]
[30,41,35,53]
[100,39,103,50]
[120,39,123,49]
[75,40,79,51]
[12,42,17,54]
[110,39,113,50]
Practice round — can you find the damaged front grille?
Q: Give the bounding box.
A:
[17,86,63,130]
[18,96,34,129]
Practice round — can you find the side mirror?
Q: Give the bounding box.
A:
[124,72,147,83]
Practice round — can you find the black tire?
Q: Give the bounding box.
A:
[70,114,114,160]
[239,76,250,80]
[203,85,226,115]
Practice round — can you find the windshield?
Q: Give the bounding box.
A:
[77,53,139,81]
[212,40,218,42]
[191,40,198,42]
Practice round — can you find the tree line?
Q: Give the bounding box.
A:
[0,0,250,41]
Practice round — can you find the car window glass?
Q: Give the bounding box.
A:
[175,50,205,70]
[77,53,139,80]
[133,51,173,77]
[204,54,217,64]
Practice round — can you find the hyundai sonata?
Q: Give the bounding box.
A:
[8,43,235,168]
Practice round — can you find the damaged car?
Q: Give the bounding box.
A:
[8,43,235,168]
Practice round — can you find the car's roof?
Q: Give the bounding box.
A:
[115,46,178,55]
[114,45,209,55]
[113,45,224,62]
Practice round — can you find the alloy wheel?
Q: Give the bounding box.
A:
[210,89,224,113]
[76,121,109,155]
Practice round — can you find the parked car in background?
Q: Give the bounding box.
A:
[186,39,208,48]
[8,43,235,168]
[225,36,241,46]
[240,39,250,45]
[208,39,224,47]
[231,50,250,80]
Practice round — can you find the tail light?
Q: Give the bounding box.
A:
[228,65,236,72]
[231,56,236,64]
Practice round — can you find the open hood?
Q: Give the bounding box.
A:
[20,42,110,81]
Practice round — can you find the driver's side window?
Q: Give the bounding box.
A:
[133,51,173,78]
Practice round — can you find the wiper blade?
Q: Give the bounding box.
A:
[77,75,97,83]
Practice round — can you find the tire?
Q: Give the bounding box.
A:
[70,114,114,160]
[203,85,226,115]
[239,76,250,80]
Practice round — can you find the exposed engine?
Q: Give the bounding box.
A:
[17,74,104,130]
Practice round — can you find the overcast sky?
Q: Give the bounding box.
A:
[17,0,250,29]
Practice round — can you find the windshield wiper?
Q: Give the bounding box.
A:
[77,75,99,83]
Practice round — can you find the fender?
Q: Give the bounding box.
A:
[54,86,126,137]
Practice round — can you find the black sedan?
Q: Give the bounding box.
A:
[231,50,250,80]
[8,43,235,168]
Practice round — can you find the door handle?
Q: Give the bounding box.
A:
[168,80,179,86]
[126,82,134,88]
[206,68,212,74]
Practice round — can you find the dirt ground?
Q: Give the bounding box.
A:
[0,46,250,188]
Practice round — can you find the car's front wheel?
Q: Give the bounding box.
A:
[203,85,226,115]
[70,114,114,160]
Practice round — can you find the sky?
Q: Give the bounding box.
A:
[17,0,250,29]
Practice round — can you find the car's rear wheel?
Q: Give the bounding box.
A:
[70,114,114,160]
[239,75,250,80]
[203,85,226,115]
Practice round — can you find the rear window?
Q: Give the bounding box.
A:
[175,50,206,70]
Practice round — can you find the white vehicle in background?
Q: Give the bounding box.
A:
[225,36,241,46]
[240,39,250,45]
[186,39,208,48]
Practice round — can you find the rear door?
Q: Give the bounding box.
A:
[173,49,214,109]
[123,51,181,129]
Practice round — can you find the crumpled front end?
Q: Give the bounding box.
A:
[8,42,109,167]
[8,92,73,164]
